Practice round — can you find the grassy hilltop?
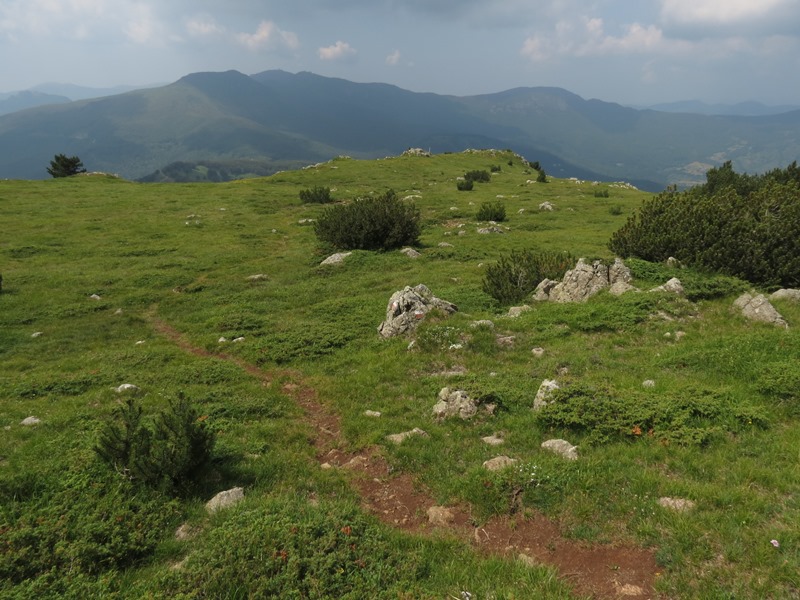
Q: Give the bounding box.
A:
[1,150,798,598]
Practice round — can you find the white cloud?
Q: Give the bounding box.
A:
[236,20,299,51]
[660,0,789,26]
[318,40,357,61]
[186,15,224,37]
[386,49,401,66]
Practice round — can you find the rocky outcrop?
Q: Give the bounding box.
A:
[650,277,684,295]
[205,487,244,513]
[733,292,789,328]
[534,258,632,303]
[378,284,457,338]
[432,387,490,421]
[771,289,800,303]
[533,379,559,411]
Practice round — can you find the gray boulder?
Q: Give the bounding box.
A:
[320,252,352,266]
[432,387,480,421]
[535,258,632,303]
[650,277,684,295]
[733,292,789,329]
[378,284,457,338]
[482,455,517,472]
[533,379,559,411]
[205,487,244,513]
[541,439,578,461]
[771,289,800,303]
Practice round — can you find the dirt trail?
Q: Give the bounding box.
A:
[150,316,661,599]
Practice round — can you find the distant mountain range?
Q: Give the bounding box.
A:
[642,100,800,117]
[1,70,798,189]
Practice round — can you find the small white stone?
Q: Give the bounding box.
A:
[642,380,656,388]
[232,337,245,343]
[89,294,101,300]
[218,337,228,343]
[205,487,245,513]
[135,340,146,345]
[115,383,140,394]
[531,347,545,357]
[31,331,43,338]
[20,416,41,426]
[364,410,382,418]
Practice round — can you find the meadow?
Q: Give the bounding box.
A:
[1,150,798,598]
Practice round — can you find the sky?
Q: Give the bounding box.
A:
[1,0,799,106]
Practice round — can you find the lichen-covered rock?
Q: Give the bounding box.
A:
[734,292,789,328]
[432,387,480,420]
[386,428,428,444]
[205,487,244,513]
[541,439,578,460]
[533,379,559,411]
[378,284,457,338]
[482,455,517,471]
[320,252,352,266]
[771,289,800,303]
[535,258,632,303]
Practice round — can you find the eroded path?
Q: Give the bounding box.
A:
[150,315,661,599]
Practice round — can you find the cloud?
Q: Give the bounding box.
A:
[386,49,401,65]
[660,0,800,38]
[318,40,357,61]
[236,20,299,51]
[185,15,225,37]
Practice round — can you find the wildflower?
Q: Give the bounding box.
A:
[771,539,780,548]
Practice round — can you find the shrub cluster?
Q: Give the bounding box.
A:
[609,162,800,288]
[313,190,420,251]
[476,200,506,222]
[456,179,474,191]
[482,249,575,305]
[299,185,334,204]
[464,169,491,183]
[95,395,215,493]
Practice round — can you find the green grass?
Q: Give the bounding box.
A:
[2,151,799,598]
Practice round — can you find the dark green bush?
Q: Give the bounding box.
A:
[536,169,548,183]
[299,186,333,204]
[476,200,506,222]
[456,179,474,191]
[95,395,215,493]
[594,189,610,198]
[313,190,420,251]
[482,249,575,305]
[609,163,800,288]
[625,258,748,300]
[490,165,502,173]
[464,169,491,183]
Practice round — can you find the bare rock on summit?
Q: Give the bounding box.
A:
[734,292,788,329]
[378,284,457,338]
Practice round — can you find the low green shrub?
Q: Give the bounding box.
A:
[95,395,215,493]
[594,189,610,198]
[313,190,420,251]
[464,169,491,183]
[490,165,502,173]
[482,249,575,305]
[625,258,749,300]
[299,186,333,204]
[456,179,474,191]
[475,201,506,222]
[536,169,548,183]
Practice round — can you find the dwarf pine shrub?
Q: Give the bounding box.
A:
[95,395,214,493]
[476,200,506,222]
[609,163,800,287]
[299,186,334,204]
[482,249,575,305]
[464,169,491,183]
[313,190,420,251]
[456,179,474,191]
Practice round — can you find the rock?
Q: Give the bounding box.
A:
[438,242,454,248]
[89,294,102,300]
[536,258,633,303]
[378,284,457,338]
[403,147,431,157]
[246,274,268,282]
[205,487,244,513]
[320,252,352,266]
[666,256,681,268]
[135,340,146,345]
[642,379,656,388]
[31,331,43,338]
[363,410,382,418]
[531,347,545,358]
[481,434,505,446]
[114,308,123,315]
[471,320,495,329]
[174,522,198,541]
[232,337,246,343]
[539,201,554,211]
[386,428,428,444]
[495,335,515,348]
[433,387,481,421]
[733,292,789,328]
[650,277,684,295]
[400,247,421,258]
[20,416,41,426]
[218,337,228,343]
[477,226,504,234]
[770,289,800,302]
[541,439,578,460]
[658,497,695,512]
[609,281,637,296]
[507,305,531,318]
[483,455,517,472]
[675,331,686,340]
[533,379,559,411]
[427,506,455,526]
[115,383,140,394]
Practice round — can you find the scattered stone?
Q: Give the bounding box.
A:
[400,247,421,259]
[89,294,102,300]
[642,379,656,388]
[609,280,637,296]
[218,337,228,343]
[31,331,43,338]
[507,305,531,318]
[232,337,246,343]
[114,308,123,315]
[386,428,428,444]
[666,257,681,268]
[481,434,505,446]
[246,274,268,282]
[427,506,455,527]
[541,439,578,460]
[539,201,554,211]
[675,331,686,340]
[174,523,198,541]
[20,416,41,426]
[115,383,140,394]
[535,258,632,303]
[320,252,352,266]
[205,487,244,513]
[495,335,515,348]
[770,289,800,303]
[733,292,789,328]
[557,366,569,376]
[320,462,333,470]
[650,277,685,295]
[364,410,382,418]
[533,379,559,411]
[298,218,315,224]
[342,456,369,470]
[531,347,545,358]
[403,147,431,157]
[471,320,495,329]
[483,455,517,472]
[477,226,504,234]
[378,284,457,338]
[135,340,145,345]
[433,387,481,421]
[438,242,454,248]
[658,497,696,512]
